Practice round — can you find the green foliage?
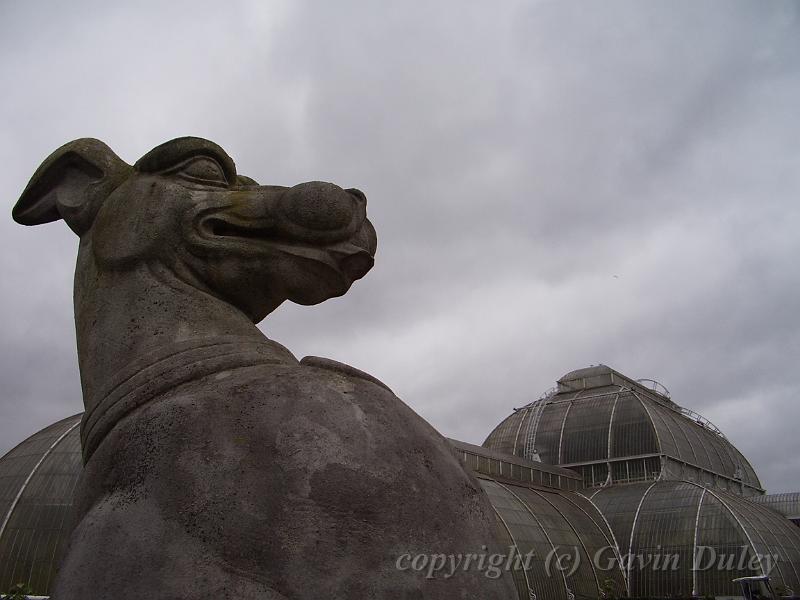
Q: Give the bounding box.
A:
[598,576,618,599]
[2,583,32,600]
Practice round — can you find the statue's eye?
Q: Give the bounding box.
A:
[173,156,229,187]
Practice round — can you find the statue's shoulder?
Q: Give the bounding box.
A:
[300,355,393,394]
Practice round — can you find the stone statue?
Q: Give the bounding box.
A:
[13,138,515,598]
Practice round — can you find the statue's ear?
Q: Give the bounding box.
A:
[13,138,132,236]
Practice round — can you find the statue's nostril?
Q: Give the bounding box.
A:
[341,252,374,281]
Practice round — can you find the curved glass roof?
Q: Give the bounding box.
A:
[450,440,628,599]
[749,492,800,522]
[483,365,762,493]
[7,415,627,600]
[481,478,627,600]
[0,413,82,595]
[589,481,800,598]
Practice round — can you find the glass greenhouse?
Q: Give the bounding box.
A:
[1,365,799,598]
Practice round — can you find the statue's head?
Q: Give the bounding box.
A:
[13,137,376,322]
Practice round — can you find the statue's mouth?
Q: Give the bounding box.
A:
[204,216,274,240]
[197,214,375,283]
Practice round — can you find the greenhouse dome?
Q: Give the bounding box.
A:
[0,413,82,595]
[483,365,762,495]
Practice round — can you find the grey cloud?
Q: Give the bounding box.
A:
[1,0,798,494]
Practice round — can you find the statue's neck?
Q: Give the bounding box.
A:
[73,254,292,406]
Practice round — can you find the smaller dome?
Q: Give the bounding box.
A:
[590,481,800,598]
[0,414,82,595]
[483,365,762,493]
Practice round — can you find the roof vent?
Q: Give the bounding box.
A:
[635,378,671,399]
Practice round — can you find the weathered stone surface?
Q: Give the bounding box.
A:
[14,137,515,598]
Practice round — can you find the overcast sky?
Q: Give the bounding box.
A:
[1,1,798,493]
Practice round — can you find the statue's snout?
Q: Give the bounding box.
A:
[201,181,375,256]
[339,217,376,281]
[277,181,368,242]
[273,181,377,281]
